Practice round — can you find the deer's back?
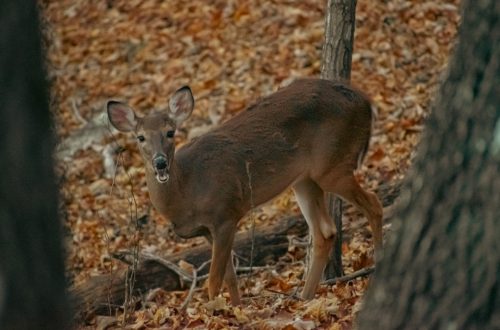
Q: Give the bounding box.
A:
[177,79,372,209]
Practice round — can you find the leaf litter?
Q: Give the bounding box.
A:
[40,0,460,328]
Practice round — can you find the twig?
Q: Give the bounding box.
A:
[322,266,375,285]
[141,253,193,283]
[289,235,309,247]
[70,97,88,126]
[121,150,140,324]
[178,260,212,309]
[101,142,126,317]
[196,274,209,281]
[103,139,140,323]
[129,251,193,283]
[235,265,275,273]
[183,265,273,283]
[264,288,300,299]
[245,161,257,275]
[197,260,211,273]
[180,267,198,310]
[103,126,141,323]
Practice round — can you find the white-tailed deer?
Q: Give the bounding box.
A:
[107,78,383,305]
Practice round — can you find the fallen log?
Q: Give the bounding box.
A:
[72,215,307,321]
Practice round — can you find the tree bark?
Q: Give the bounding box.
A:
[321,0,357,81]
[320,0,358,279]
[0,1,69,329]
[357,0,500,328]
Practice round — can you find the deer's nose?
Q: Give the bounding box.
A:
[153,156,167,170]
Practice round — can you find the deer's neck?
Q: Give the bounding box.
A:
[144,160,183,219]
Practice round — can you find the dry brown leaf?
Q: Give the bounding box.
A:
[233,306,250,324]
[203,296,229,313]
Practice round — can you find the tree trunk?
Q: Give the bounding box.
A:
[321,0,357,81]
[320,0,358,279]
[357,0,500,328]
[0,1,69,329]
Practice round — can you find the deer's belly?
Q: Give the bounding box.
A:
[171,221,208,239]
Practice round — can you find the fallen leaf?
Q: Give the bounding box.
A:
[203,296,229,313]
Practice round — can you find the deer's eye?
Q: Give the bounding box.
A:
[137,135,145,142]
[166,130,175,138]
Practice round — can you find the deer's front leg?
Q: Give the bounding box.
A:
[204,231,241,305]
[208,222,237,302]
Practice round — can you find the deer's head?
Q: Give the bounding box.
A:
[107,86,194,183]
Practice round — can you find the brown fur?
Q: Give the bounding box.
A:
[107,78,383,305]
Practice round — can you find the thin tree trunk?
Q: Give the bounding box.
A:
[320,0,357,279]
[321,0,357,81]
[0,1,69,329]
[357,0,500,328]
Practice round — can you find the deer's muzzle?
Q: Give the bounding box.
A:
[152,155,169,183]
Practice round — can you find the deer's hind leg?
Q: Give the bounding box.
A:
[319,171,383,260]
[293,179,336,300]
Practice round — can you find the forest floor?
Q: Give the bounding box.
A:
[41,0,460,328]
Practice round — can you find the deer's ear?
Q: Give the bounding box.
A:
[168,86,194,126]
[107,101,138,132]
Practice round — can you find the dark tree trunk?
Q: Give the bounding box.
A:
[357,0,500,328]
[0,1,69,329]
[320,0,358,279]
